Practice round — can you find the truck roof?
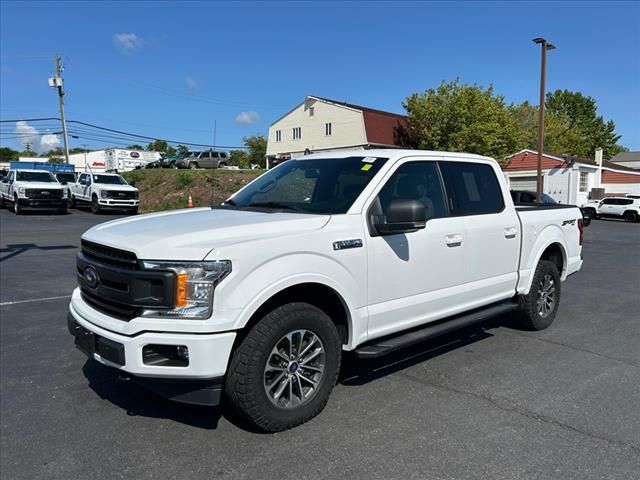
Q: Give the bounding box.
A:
[297,148,495,163]
[11,169,53,173]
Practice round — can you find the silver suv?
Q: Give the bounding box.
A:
[176,150,229,169]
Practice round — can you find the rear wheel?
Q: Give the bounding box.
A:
[623,210,638,223]
[91,196,101,214]
[517,260,561,330]
[218,162,228,168]
[188,162,198,169]
[225,302,342,432]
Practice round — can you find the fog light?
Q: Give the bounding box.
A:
[176,345,189,361]
[142,344,189,367]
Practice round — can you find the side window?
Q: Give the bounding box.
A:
[440,162,504,215]
[602,199,614,205]
[520,192,536,203]
[200,152,210,159]
[79,174,86,183]
[620,199,633,206]
[211,152,220,159]
[377,162,448,219]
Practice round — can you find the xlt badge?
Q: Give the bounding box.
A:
[333,239,363,251]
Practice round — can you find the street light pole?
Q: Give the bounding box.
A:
[533,38,555,203]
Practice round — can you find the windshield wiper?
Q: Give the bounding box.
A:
[224,198,237,206]
[247,201,307,213]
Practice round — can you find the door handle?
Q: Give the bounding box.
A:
[445,234,463,247]
[504,226,518,239]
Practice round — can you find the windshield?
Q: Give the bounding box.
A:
[93,175,127,185]
[229,156,388,214]
[56,173,76,182]
[16,171,56,182]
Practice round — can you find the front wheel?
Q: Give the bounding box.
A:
[225,302,342,432]
[69,195,76,209]
[188,162,198,169]
[623,210,638,223]
[128,207,139,215]
[13,196,22,215]
[517,260,561,330]
[91,196,101,214]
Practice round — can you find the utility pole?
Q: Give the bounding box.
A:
[24,142,32,154]
[533,38,556,203]
[82,144,88,172]
[49,55,70,164]
[213,120,217,153]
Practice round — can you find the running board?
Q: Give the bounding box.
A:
[354,302,518,359]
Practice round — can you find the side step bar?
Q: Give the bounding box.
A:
[354,302,518,359]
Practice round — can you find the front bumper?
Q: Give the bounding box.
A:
[67,304,236,406]
[17,198,68,210]
[97,199,139,208]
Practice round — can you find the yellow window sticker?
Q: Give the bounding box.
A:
[361,164,372,172]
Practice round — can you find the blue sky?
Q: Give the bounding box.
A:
[1,1,639,154]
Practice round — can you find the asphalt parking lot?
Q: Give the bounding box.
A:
[1,208,639,480]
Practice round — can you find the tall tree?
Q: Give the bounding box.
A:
[0,147,20,162]
[544,89,624,159]
[145,140,169,152]
[175,144,189,155]
[243,135,267,168]
[127,144,144,150]
[403,79,521,163]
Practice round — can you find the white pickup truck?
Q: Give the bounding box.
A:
[0,169,68,214]
[69,172,139,214]
[67,149,584,431]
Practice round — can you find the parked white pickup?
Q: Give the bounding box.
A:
[68,149,584,431]
[0,169,68,214]
[69,172,139,214]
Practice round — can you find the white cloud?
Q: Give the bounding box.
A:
[185,76,198,90]
[14,121,60,153]
[113,32,144,53]
[234,111,260,125]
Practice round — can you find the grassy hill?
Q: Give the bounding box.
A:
[122,168,263,213]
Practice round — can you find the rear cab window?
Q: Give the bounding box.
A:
[439,161,504,215]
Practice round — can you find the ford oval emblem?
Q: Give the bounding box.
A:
[130,151,140,158]
[83,266,100,289]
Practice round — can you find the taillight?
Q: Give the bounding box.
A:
[577,218,584,245]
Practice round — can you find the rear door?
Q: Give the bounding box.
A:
[199,151,212,168]
[439,160,520,305]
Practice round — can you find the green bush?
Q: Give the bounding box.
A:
[175,171,194,189]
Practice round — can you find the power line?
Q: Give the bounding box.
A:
[0,117,247,149]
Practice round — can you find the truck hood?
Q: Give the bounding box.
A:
[82,207,330,260]
[20,182,65,190]
[94,184,138,192]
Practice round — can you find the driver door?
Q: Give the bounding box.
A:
[364,159,467,340]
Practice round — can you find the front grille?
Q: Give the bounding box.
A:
[81,289,141,320]
[25,188,63,199]
[81,240,139,270]
[104,191,137,200]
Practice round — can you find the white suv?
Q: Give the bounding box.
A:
[582,196,640,222]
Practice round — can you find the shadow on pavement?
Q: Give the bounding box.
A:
[81,313,520,431]
[82,360,223,430]
[0,243,77,262]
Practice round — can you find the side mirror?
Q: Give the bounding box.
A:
[373,199,427,235]
[60,180,68,185]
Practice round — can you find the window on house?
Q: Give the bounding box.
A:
[275,130,281,142]
[325,122,332,136]
[293,127,302,140]
[309,107,314,117]
[579,172,588,192]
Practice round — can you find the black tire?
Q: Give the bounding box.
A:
[584,208,596,220]
[91,195,101,214]
[13,195,22,215]
[623,210,638,223]
[128,207,139,215]
[0,195,4,208]
[517,260,561,330]
[225,302,342,432]
[218,162,228,168]
[58,207,68,215]
[69,195,76,209]
[188,162,198,169]
[171,162,178,169]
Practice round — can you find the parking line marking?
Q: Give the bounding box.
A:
[0,295,72,306]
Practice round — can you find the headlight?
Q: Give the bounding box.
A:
[140,260,231,319]
[18,187,26,196]
[100,190,108,198]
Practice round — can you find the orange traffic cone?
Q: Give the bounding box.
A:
[187,194,194,208]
